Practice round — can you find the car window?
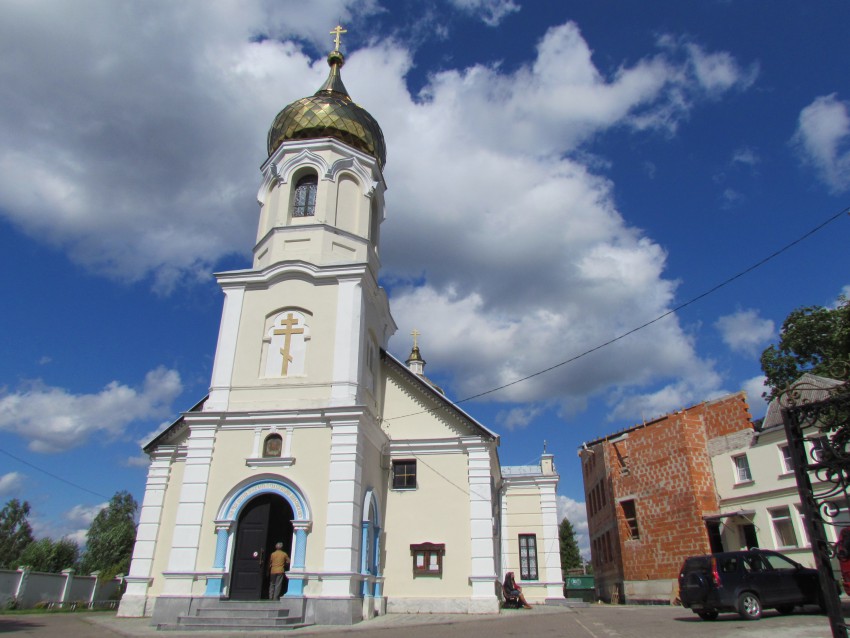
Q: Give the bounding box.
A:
[742,555,764,572]
[719,557,738,573]
[762,553,798,570]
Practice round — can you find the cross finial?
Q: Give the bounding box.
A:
[411,328,420,348]
[330,24,347,51]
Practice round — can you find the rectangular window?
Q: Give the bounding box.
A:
[410,542,444,577]
[796,506,809,546]
[621,500,640,540]
[392,459,417,489]
[519,534,539,580]
[770,506,799,548]
[811,436,828,463]
[733,454,752,483]
[780,445,794,474]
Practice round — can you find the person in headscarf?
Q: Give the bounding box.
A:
[503,571,532,609]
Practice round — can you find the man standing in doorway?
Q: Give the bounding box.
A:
[268,542,290,599]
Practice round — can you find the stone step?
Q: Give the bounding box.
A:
[159,621,311,632]
[176,616,305,627]
[194,609,291,619]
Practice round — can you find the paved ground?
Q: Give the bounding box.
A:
[0,604,844,638]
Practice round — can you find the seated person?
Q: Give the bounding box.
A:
[503,571,532,609]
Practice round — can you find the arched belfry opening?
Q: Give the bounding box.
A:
[230,493,294,600]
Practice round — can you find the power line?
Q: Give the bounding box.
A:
[386,204,850,422]
[0,447,111,500]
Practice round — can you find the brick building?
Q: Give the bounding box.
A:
[580,392,753,603]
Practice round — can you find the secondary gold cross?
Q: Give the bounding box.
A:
[274,313,304,375]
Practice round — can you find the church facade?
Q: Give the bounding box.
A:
[118,34,561,626]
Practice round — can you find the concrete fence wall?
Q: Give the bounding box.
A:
[0,567,123,610]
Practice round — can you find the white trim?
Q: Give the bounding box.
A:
[206,287,244,411]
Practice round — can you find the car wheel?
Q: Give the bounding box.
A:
[737,592,762,620]
[775,604,794,615]
[697,611,719,621]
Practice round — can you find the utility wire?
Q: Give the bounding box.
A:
[0,447,111,500]
[2,207,847,491]
[386,204,850,422]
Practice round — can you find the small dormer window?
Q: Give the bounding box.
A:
[293,174,317,217]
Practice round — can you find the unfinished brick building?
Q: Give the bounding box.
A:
[580,392,753,603]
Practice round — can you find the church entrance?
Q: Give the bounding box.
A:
[230,493,294,600]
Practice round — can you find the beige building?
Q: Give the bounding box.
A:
[117,38,561,627]
[709,374,848,566]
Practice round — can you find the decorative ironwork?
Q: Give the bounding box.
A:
[780,368,850,638]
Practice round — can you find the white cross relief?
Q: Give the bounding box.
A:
[265,311,310,377]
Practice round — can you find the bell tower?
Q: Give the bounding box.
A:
[205,35,395,414]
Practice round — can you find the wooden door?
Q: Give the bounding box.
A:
[230,496,271,600]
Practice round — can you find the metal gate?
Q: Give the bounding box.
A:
[780,373,850,638]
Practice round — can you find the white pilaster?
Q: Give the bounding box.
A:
[118,447,175,617]
[331,278,363,404]
[206,286,245,411]
[321,415,364,596]
[163,423,216,594]
[464,439,498,607]
[539,479,563,598]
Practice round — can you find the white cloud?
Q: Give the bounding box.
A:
[0,6,756,419]
[0,367,182,453]
[496,405,542,430]
[447,0,520,26]
[557,494,589,559]
[65,502,107,528]
[0,472,24,496]
[793,94,850,193]
[684,43,758,95]
[732,147,760,167]
[742,375,769,419]
[715,309,775,356]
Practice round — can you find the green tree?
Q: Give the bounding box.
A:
[19,537,80,573]
[761,296,850,400]
[79,491,138,578]
[0,499,35,569]
[559,517,582,578]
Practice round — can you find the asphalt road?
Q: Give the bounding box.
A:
[0,604,843,638]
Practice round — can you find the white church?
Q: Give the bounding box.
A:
[118,30,561,627]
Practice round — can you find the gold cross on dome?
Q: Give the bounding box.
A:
[411,328,420,348]
[330,25,347,51]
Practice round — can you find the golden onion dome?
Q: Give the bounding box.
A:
[267,50,386,168]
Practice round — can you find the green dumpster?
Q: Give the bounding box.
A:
[563,575,595,602]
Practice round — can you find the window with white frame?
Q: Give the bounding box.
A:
[810,436,828,463]
[780,445,794,474]
[770,506,799,548]
[733,454,752,483]
[519,534,539,580]
[796,505,809,546]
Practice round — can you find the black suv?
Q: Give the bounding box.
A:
[678,549,825,620]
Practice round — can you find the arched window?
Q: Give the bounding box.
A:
[263,433,283,458]
[292,174,317,217]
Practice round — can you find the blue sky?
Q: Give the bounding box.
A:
[1,1,849,556]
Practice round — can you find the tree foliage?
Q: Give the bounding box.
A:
[761,296,850,400]
[79,491,138,577]
[19,537,80,573]
[0,499,35,569]
[558,517,582,577]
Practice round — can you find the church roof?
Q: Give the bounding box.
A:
[267,49,387,168]
[143,395,207,453]
[381,350,499,442]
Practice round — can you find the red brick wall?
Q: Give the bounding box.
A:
[583,392,753,591]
